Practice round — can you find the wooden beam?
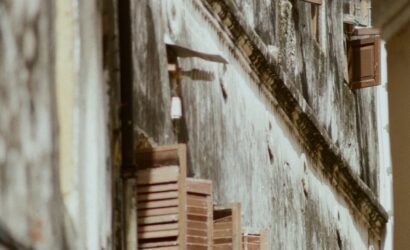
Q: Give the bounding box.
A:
[353,28,381,36]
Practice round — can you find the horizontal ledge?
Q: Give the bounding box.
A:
[198,0,388,238]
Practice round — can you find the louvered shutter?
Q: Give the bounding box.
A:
[213,203,242,250]
[136,145,215,250]
[186,178,213,249]
[136,144,188,250]
[242,230,268,250]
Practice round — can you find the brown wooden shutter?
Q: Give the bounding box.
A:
[136,144,188,250]
[186,178,213,250]
[213,203,242,249]
[136,145,215,250]
[241,230,268,250]
[348,35,381,89]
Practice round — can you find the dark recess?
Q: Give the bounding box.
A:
[118,0,134,174]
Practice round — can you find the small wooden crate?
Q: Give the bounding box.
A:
[213,203,242,250]
[136,144,213,250]
[242,231,268,250]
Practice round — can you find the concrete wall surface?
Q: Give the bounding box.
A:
[0,0,66,248]
[232,0,380,192]
[0,0,391,249]
[133,0,387,249]
[0,0,118,249]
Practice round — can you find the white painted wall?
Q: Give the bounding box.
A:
[55,0,112,249]
[377,41,393,250]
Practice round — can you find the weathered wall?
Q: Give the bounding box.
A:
[133,0,381,249]
[0,0,66,249]
[1,0,118,249]
[233,0,380,192]
[55,0,117,249]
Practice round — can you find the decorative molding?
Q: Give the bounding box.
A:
[196,0,388,237]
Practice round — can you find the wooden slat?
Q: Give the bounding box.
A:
[138,241,179,250]
[138,214,178,225]
[187,228,208,237]
[214,222,231,230]
[138,183,178,193]
[186,178,212,195]
[138,199,179,210]
[214,238,233,244]
[141,247,179,250]
[138,223,178,233]
[214,215,232,223]
[243,244,260,250]
[244,243,260,246]
[138,166,179,184]
[187,196,208,207]
[138,207,179,217]
[187,206,208,215]
[187,220,208,230]
[352,28,380,36]
[187,213,208,221]
[138,191,178,201]
[187,236,208,245]
[139,241,178,249]
[138,230,179,239]
[187,244,208,250]
[214,229,232,238]
[213,244,232,250]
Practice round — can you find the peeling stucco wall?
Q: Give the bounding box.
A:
[133,0,384,249]
[55,0,116,249]
[0,0,388,249]
[1,0,118,249]
[233,0,380,192]
[0,0,66,249]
